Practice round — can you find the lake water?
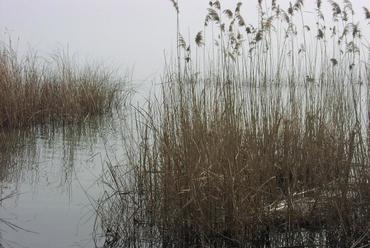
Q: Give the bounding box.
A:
[0,115,127,248]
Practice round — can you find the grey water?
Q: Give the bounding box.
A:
[0,116,126,248]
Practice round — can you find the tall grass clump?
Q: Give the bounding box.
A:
[0,44,121,129]
[98,1,370,247]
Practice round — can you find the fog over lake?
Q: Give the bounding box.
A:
[1,0,368,82]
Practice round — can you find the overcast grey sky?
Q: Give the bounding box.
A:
[0,0,369,81]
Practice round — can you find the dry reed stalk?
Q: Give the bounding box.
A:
[0,45,120,129]
[98,1,370,247]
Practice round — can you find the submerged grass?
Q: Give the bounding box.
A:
[0,44,120,129]
[98,1,370,247]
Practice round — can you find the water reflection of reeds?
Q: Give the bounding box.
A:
[0,113,127,248]
[0,116,111,190]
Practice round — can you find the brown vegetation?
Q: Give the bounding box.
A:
[98,1,370,247]
[0,45,120,129]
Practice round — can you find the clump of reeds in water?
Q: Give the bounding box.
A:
[98,1,370,247]
[0,44,120,129]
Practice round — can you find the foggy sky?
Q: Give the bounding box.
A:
[0,0,369,81]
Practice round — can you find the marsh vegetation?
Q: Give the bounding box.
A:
[0,0,369,247]
[0,41,123,247]
[0,44,120,129]
[98,0,370,247]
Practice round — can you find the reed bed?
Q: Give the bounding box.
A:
[98,1,370,247]
[0,44,120,129]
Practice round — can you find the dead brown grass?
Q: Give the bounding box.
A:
[124,79,369,248]
[97,0,370,247]
[0,45,120,129]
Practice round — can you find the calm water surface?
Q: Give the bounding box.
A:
[0,116,126,248]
